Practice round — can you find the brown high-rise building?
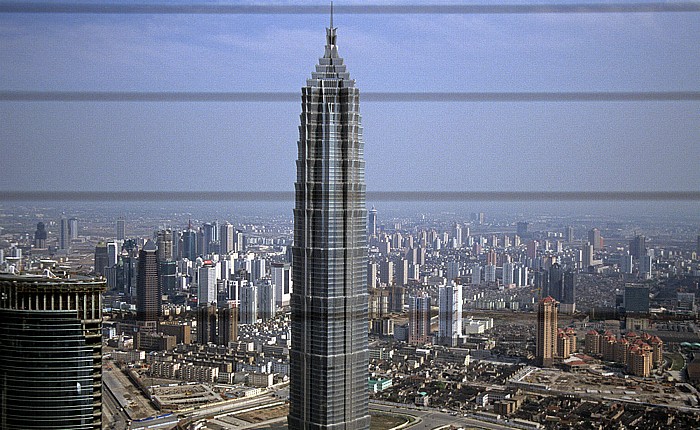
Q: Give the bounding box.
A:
[196,303,238,346]
[136,239,161,322]
[408,292,431,345]
[536,296,558,367]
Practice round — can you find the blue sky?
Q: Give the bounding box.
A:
[0,1,698,194]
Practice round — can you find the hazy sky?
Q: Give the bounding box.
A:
[1,1,698,194]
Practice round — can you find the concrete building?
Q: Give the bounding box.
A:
[536,296,558,367]
[438,282,463,346]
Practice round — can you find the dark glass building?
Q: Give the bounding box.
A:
[288,20,370,430]
[0,273,105,429]
[136,239,161,322]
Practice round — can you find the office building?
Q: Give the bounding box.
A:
[380,259,394,285]
[547,262,564,301]
[257,279,276,321]
[94,242,109,276]
[68,217,78,240]
[582,242,594,269]
[536,296,558,367]
[408,292,431,345]
[271,262,292,307]
[59,217,70,250]
[0,273,105,429]
[438,283,463,346]
[588,228,603,250]
[198,262,217,307]
[624,284,650,314]
[368,206,377,237]
[560,270,576,314]
[156,229,173,262]
[289,18,370,429]
[240,284,258,325]
[182,225,197,261]
[220,222,235,254]
[629,235,647,260]
[565,225,574,243]
[116,218,125,241]
[136,240,161,322]
[34,222,47,248]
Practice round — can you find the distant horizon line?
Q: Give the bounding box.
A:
[1,91,699,102]
[2,191,699,202]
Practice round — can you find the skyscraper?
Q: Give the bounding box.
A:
[408,292,431,345]
[137,239,161,322]
[368,206,377,237]
[59,217,70,250]
[271,262,292,307]
[536,296,558,367]
[629,234,647,260]
[220,222,235,254]
[588,227,602,250]
[68,217,79,240]
[34,221,47,248]
[116,217,126,241]
[198,262,217,307]
[0,273,105,429]
[289,17,369,430]
[438,282,463,346]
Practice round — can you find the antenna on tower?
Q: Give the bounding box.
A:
[330,1,334,28]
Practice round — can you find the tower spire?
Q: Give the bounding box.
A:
[330,1,334,29]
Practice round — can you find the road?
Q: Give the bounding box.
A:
[370,402,519,430]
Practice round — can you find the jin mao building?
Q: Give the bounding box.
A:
[288,17,370,430]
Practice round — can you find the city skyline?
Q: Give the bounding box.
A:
[1,1,698,197]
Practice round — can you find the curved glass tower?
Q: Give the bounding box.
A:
[288,20,370,430]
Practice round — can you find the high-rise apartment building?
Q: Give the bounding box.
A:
[408,292,431,345]
[137,240,161,322]
[536,296,558,367]
[220,222,235,254]
[289,18,369,430]
[240,284,258,325]
[438,283,463,346]
[271,262,292,307]
[0,273,105,429]
[198,262,217,307]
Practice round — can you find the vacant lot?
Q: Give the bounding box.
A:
[370,413,409,430]
[237,404,289,423]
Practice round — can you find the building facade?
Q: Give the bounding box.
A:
[0,274,105,429]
